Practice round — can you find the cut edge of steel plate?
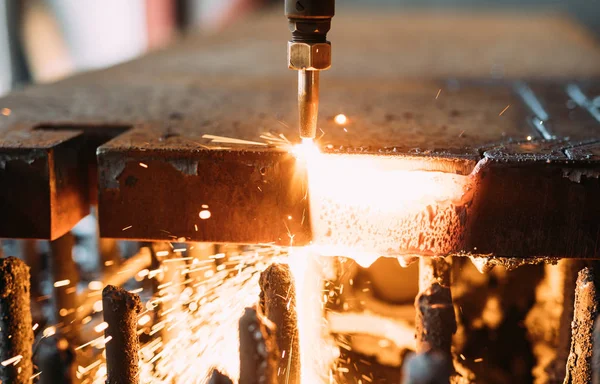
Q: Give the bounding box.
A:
[97,144,313,246]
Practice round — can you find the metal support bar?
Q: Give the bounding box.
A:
[0,257,33,384]
[259,263,300,384]
[102,285,143,384]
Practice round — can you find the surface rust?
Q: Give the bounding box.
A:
[259,263,299,384]
[563,267,599,384]
[0,257,33,384]
[102,285,143,384]
[0,10,598,257]
[415,258,456,356]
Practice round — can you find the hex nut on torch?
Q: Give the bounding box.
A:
[288,41,331,71]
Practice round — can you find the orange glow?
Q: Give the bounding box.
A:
[301,151,468,258]
[292,138,321,161]
[288,248,339,384]
[290,139,469,260]
[334,114,348,125]
[67,137,470,384]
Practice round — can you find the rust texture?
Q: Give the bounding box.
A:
[464,154,600,259]
[98,148,310,245]
[0,257,34,384]
[259,263,299,384]
[0,131,90,240]
[563,267,599,384]
[416,257,456,356]
[102,285,143,384]
[239,307,279,384]
[0,11,598,255]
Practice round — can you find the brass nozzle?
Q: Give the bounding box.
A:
[298,70,319,140]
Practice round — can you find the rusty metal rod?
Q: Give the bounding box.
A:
[564,267,599,384]
[259,263,300,384]
[239,307,278,384]
[102,285,143,384]
[0,257,34,384]
[419,256,452,292]
[415,257,456,355]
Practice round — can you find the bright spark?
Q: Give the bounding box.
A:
[1,355,23,366]
[203,134,267,146]
[80,246,287,383]
[53,279,71,288]
[334,114,348,125]
[43,327,56,338]
[88,281,103,290]
[94,322,109,333]
[499,104,511,116]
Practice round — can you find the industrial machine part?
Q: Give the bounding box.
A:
[285,0,334,140]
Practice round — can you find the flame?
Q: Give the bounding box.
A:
[291,138,321,161]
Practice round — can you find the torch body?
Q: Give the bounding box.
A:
[285,0,335,139]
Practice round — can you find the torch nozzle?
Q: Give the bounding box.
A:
[298,70,320,140]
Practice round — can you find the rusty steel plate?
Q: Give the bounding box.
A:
[0,10,599,258]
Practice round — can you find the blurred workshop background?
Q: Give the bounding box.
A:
[0,0,599,97]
